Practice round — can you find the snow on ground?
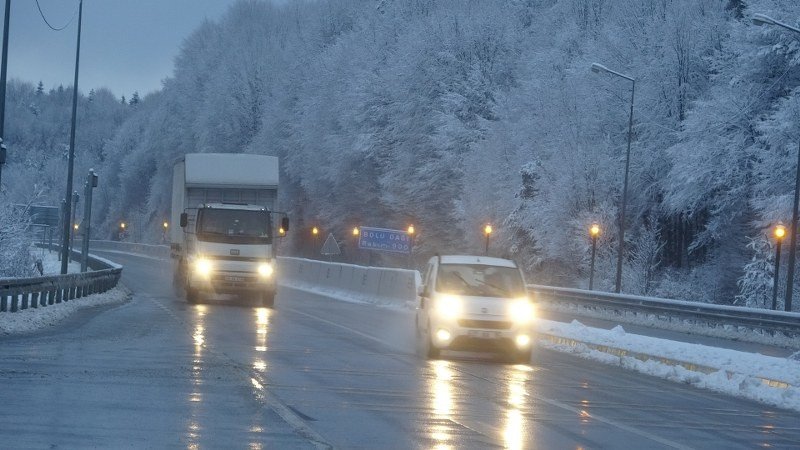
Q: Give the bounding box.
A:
[538,319,800,413]
[542,300,800,349]
[0,249,130,336]
[0,287,130,336]
[30,246,81,274]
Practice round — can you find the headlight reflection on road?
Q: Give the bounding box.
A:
[253,308,271,371]
[428,360,455,449]
[188,305,207,448]
[503,365,532,450]
[250,309,272,450]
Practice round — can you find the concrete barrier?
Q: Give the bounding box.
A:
[278,257,419,308]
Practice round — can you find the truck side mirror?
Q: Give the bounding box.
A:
[180,213,188,228]
[281,217,289,232]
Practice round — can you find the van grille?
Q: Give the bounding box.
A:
[458,319,512,330]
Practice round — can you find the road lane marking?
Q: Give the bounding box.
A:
[249,376,333,450]
[285,306,407,352]
[143,295,335,450]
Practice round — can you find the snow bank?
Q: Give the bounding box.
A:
[0,248,130,336]
[538,319,800,412]
[0,287,130,335]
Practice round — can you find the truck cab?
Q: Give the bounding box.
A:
[180,203,279,306]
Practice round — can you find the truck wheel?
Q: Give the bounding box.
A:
[172,260,186,296]
[186,288,200,305]
[509,348,530,364]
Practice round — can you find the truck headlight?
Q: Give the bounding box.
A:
[508,298,535,323]
[195,258,213,278]
[435,294,462,319]
[258,262,274,277]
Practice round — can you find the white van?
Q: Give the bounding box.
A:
[415,255,535,362]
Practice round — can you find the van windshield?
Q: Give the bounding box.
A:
[435,264,526,298]
[196,209,271,244]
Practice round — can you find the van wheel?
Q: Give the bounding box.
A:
[260,293,275,308]
[426,336,441,359]
[417,322,440,360]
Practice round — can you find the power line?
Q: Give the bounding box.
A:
[35,0,78,31]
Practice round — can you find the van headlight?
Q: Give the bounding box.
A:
[435,294,462,319]
[508,298,535,323]
[195,258,213,278]
[257,262,274,277]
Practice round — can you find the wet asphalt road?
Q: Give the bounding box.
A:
[1,251,799,449]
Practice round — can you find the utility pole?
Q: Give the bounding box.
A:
[60,0,83,274]
[0,0,11,188]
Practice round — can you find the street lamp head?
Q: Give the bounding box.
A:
[484,224,493,236]
[279,227,286,236]
[74,223,79,231]
[590,223,601,237]
[120,222,126,229]
[353,227,360,236]
[590,63,608,74]
[407,225,415,235]
[312,226,319,235]
[163,221,169,229]
[775,223,787,240]
[752,13,776,26]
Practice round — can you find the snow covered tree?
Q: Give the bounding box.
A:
[736,235,776,309]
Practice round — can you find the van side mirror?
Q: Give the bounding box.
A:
[281,217,289,232]
[180,213,188,228]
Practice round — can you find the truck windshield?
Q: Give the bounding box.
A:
[435,264,526,298]
[196,209,271,244]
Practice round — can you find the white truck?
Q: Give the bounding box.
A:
[170,153,288,307]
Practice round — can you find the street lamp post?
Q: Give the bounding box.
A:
[753,13,800,312]
[407,224,415,268]
[773,223,787,310]
[59,0,84,274]
[352,226,360,263]
[312,226,319,258]
[589,223,601,290]
[591,62,635,293]
[484,224,493,256]
[69,191,79,259]
[80,169,97,272]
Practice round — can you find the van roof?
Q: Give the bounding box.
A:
[437,255,517,268]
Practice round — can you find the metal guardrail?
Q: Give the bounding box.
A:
[529,284,800,338]
[0,245,122,313]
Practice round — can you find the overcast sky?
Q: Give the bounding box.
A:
[1,0,254,99]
